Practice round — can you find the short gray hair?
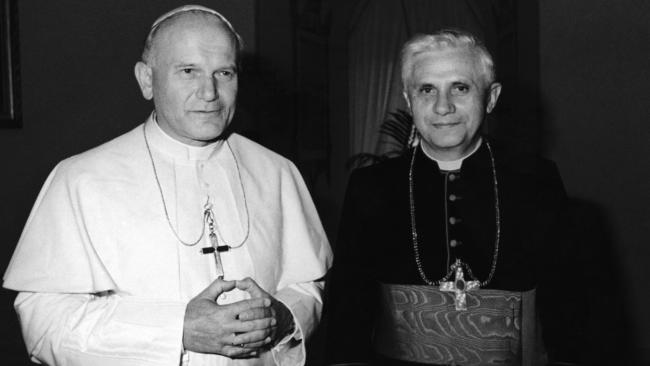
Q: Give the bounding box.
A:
[400,29,495,91]
[140,5,243,67]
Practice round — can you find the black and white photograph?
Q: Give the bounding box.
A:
[0,1,648,365]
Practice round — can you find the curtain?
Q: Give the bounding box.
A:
[348,0,407,157]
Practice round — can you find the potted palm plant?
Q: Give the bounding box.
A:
[347,109,414,169]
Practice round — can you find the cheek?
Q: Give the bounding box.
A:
[163,91,188,112]
[411,99,432,117]
[220,84,238,103]
[466,103,486,124]
[159,80,191,101]
[452,97,481,118]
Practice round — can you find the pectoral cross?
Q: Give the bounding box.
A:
[200,205,229,277]
[439,259,480,311]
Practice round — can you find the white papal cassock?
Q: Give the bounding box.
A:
[3,115,332,366]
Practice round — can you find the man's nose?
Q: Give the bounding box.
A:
[434,92,455,115]
[197,75,218,101]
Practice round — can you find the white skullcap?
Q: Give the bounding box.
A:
[148,4,242,46]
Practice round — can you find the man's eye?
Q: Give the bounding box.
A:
[216,70,235,80]
[453,84,469,94]
[179,68,196,77]
[419,86,434,94]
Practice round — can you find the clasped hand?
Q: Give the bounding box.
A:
[183,277,294,358]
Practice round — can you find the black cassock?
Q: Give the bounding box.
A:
[325,139,572,366]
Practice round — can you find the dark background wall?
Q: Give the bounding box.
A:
[540,1,650,363]
[1,0,648,364]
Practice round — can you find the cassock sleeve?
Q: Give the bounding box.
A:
[14,292,185,366]
[270,161,332,366]
[324,170,376,365]
[4,162,186,366]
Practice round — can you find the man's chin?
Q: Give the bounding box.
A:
[198,123,233,141]
[420,135,475,158]
[196,131,226,143]
[422,132,466,149]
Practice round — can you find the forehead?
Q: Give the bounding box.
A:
[153,14,236,65]
[410,47,482,85]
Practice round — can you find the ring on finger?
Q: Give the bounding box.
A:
[231,339,245,348]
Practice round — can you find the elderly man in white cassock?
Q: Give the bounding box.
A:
[3,5,332,366]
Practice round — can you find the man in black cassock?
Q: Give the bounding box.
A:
[325,30,570,366]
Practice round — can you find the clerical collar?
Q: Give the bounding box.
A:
[420,138,483,171]
[147,112,225,161]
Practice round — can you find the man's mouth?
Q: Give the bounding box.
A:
[432,122,461,128]
[190,109,223,116]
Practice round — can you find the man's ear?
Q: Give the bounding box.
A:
[485,82,502,114]
[403,90,412,111]
[134,62,154,100]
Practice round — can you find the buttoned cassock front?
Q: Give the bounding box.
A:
[3,116,332,366]
[325,140,569,366]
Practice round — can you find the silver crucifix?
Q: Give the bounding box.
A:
[439,260,480,310]
[200,206,227,277]
[208,232,225,277]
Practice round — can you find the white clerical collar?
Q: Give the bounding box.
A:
[421,138,483,171]
[145,113,225,161]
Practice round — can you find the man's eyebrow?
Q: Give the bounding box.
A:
[218,63,238,70]
[451,77,476,85]
[173,62,197,68]
[171,62,237,70]
[414,82,434,88]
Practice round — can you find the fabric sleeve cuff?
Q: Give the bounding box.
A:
[271,288,316,365]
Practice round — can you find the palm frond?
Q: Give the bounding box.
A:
[346,152,388,170]
[379,110,413,143]
[346,109,414,170]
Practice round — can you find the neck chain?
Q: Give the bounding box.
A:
[409,141,500,287]
[143,124,250,249]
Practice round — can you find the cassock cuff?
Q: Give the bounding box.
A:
[272,288,316,365]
